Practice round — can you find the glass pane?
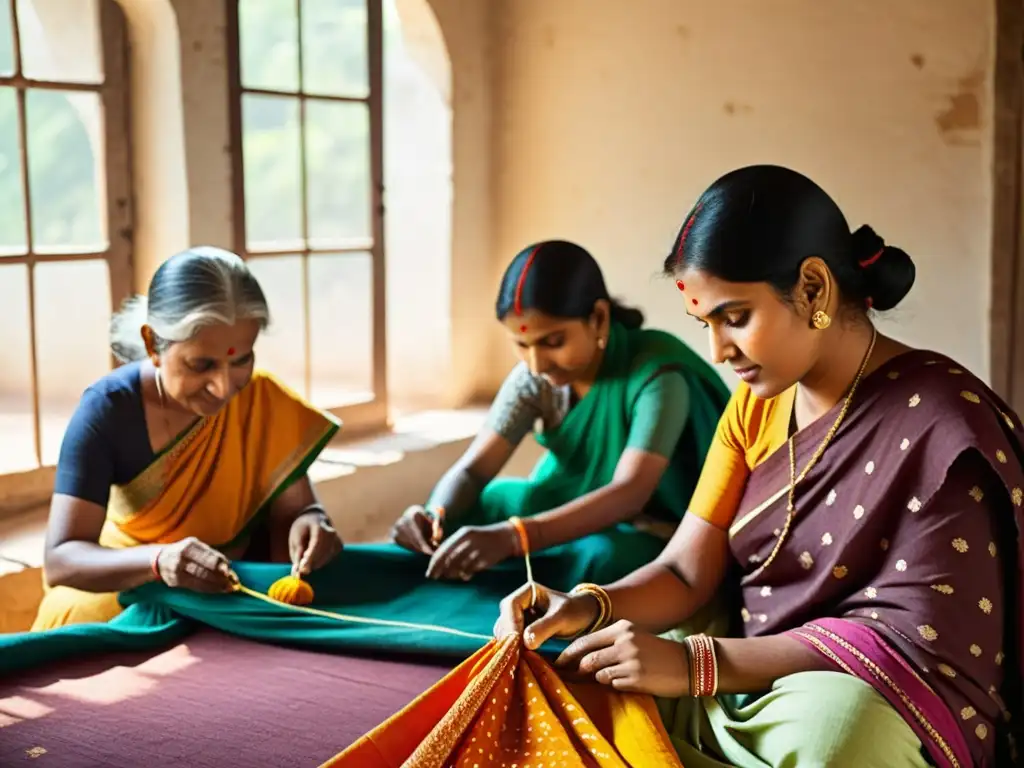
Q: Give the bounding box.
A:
[0,263,36,472]
[16,0,103,84]
[0,87,27,256]
[239,0,299,92]
[308,252,373,407]
[0,1,13,76]
[26,89,106,253]
[246,255,306,396]
[301,0,368,98]
[305,100,371,246]
[242,94,303,251]
[35,260,111,465]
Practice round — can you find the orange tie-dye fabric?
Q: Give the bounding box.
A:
[321,634,683,768]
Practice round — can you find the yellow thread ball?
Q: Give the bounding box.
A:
[267,575,315,606]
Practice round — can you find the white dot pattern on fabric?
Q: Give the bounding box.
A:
[445,637,662,767]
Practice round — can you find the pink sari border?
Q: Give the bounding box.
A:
[789,617,971,768]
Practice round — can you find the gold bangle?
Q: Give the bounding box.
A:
[568,584,600,633]
[569,583,613,634]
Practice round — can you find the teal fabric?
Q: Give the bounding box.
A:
[0,545,573,678]
[2,328,728,679]
[450,323,730,586]
[463,497,669,589]
[0,603,192,675]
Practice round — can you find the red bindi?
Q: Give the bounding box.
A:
[675,280,685,292]
[691,298,698,306]
[227,347,236,356]
[519,325,528,333]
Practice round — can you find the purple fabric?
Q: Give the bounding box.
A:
[791,618,972,767]
[730,350,1022,767]
[0,628,449,767]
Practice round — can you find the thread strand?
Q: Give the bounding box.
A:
[231,581,492,641]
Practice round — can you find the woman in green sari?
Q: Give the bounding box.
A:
[392,240,730,589]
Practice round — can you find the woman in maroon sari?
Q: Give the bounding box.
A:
[495,165,1021,767]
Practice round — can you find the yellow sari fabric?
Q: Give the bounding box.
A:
[32,371,339,630]
[324,634,683,768]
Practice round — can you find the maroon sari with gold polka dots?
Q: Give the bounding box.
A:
[728,351,1022,767]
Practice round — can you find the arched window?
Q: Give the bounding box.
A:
[227,0,387,435]
[0,0,132,485]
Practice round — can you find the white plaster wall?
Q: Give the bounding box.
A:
[490,0,993,389]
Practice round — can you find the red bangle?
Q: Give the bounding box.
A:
[684,634,719,697]
[151,547,164,582]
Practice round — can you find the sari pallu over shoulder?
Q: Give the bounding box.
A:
[727,351,1023,768]
[31,371,339,630]
[100,370,340,551]
[522,323,729,521]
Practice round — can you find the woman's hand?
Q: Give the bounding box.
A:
[289,511,343,575]
[426,522,519,580]
[556,621,690,697]
[391,505,437,555]
[155,537,235,593]
[493,582,599,647]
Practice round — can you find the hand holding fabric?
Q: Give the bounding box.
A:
[390,505,437,555]
[556,620,690,697]
[493,581,599,647]
[425,522,519,581]
[155,536,235,593]
[289,510,343,576]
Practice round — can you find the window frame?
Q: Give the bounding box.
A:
[225,0,388,437]
[0,0,133,511]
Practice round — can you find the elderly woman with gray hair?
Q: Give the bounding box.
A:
[32,246,343,630]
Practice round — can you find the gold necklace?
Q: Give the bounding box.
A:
[749,327,878,580]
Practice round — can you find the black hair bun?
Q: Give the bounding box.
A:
[850,225,915,312]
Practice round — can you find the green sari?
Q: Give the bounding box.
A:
[450,322,730,588]
[0,553,556,676]
[2,327,728,701]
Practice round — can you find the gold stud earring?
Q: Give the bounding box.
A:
[811,310,832,330]
[597,337,607,350]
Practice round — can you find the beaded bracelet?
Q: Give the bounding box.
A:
[568,582,613,635]
[684,634,720,697]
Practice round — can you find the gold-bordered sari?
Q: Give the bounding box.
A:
[32,370,340,630]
